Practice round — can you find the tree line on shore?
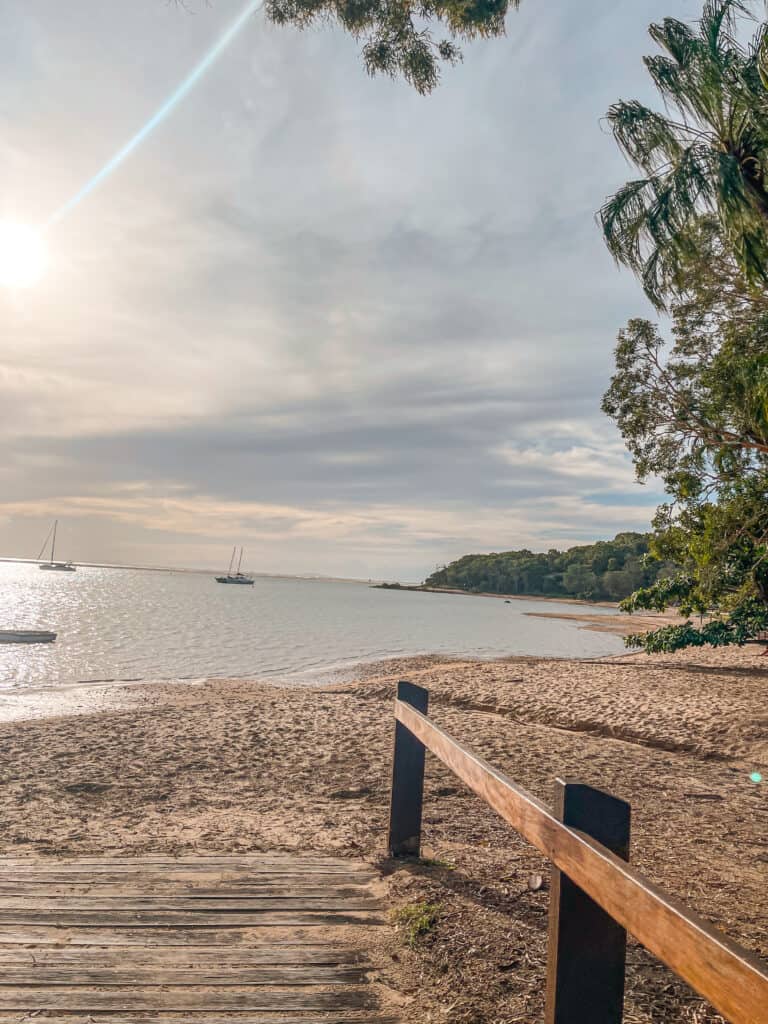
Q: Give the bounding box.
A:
[423,533,676,602]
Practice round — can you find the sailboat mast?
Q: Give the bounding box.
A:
[227,546,236,575]
[37,522,53,562]
[51,520,58,564]
[236,547,243,574]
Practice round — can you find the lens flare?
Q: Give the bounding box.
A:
[47,0,263,229]
[750,771,763,784]
[0,222,47,288]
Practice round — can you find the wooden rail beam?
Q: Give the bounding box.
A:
[393,697,768,1024]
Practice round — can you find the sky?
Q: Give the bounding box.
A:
[0,0,699,580]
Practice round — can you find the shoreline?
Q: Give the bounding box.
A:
[373,582,619,607]
[0,646,636,725]
[523,607,686,636]
[0,604,684,725]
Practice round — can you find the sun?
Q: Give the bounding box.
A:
[0,221,47,289]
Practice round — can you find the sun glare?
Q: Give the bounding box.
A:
[0,221,47,289]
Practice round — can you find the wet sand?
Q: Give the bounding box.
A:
[523,607,688,636]
[0,646,765,1021]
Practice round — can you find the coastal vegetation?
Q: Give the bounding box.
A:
[600,0,768,308]
[423,532,674,601]
[603,221,768,652]
[601,2,768,653]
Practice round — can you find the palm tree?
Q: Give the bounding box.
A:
[599,1,768,309]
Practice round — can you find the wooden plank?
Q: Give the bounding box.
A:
[0,945,365,965]
[0,860,370,870]
[544,780,630,1024]
[0,911,382,927]
[0,965,367,985]
[0,871,373,884]
[0,926,367,945]
[0,1017,400,1024]
[0,865,374,875]
[0,876,375,890]
[395,698,768,1024]
[0,876,376,892]
[0,864,367,871]
[0,886,374,899]
[0,897,379,911]
[0,839,388,1024]
[0,988,374,1010]
[0,856,356,867]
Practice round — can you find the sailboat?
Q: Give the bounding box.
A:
[215,546,254,585]
[38,520,76,572]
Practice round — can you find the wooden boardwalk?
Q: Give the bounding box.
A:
[0,854,396,1023]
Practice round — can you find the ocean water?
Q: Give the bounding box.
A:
[0,563,625,689]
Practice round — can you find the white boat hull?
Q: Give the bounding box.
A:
[39,562,76,571]
[0,630,57,644]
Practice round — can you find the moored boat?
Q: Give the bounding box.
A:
[215,546,254,585]
[38,520,76,571]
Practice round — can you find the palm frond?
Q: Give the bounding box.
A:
[649,17,696,66]
[606,100,685,170]
[644,55,687,108]
[600,178,659,271]
[752,20,768,89]
[699,0,750,58]
[600,1,768,304]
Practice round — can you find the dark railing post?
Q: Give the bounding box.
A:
[544,779,631,1024]
[387,681,429,857]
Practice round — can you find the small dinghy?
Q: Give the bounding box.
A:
[0,630,57,644]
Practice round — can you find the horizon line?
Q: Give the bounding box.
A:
[0,556,401,586]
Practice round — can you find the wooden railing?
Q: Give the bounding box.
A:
[387,681,768,1024]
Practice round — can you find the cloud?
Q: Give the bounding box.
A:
[494,439,638,490]
[0,481,658,580]
[0,0,686,578]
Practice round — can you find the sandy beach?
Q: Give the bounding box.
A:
[0,646,766,1022]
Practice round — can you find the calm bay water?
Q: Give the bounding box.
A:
[0,563,624,689]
